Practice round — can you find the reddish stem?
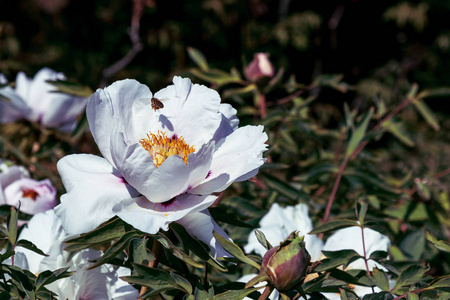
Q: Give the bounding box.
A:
[322,154,348,224]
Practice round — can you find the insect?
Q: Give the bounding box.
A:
[151,97,164,111]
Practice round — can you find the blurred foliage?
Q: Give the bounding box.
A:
[1,0,450,299]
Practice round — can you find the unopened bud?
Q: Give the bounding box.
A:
[245,53,275,82]
[259,231,311,291]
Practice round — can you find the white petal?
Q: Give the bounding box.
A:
[116,140,214,203]
[153,76,222,147]
[87,79,151,166]
[177,209,232,258]
[323,226,391,270]
[244,203,324,261]
[16,210,66,273]
[115,194,216,233]
[0,87,32,123]
[55,154,139,234]
[190,125,267,194]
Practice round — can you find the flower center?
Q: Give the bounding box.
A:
[22,189,38,200]
[139,131,195,168]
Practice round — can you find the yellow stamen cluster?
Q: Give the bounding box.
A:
[139,131,195,168]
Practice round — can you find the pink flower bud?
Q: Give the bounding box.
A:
[259,231,311,291]
[245,53,275,82]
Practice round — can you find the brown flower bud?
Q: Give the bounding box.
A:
[259,231,311,291]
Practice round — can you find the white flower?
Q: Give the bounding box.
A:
[14,210,139,299]
[0,68,88,131]
[55,76,268,257]
[0,160,56,215]
[323,226,391,271]
[245,203,324,261]
[321,226,392,299]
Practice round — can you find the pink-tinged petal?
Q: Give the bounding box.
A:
[177,209,232,258]
[87,79,152,165]
[153,76,222,147]
[190,125,267,194]
[3,178,56,215]
[0,87,33,123]
[115,194,217,233]
[55,154,139,234]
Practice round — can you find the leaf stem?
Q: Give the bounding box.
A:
[139,240,163,299]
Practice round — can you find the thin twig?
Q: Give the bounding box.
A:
[100,0,145,87]
[322,155,348,224]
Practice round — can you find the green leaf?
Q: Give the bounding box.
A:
[382,120,415,147]
[189,68,242,87]
[399,229,425,261]
[222,84,258,99]
[209,207,255,228]
[121,263,191,297]
[128,238,155,265]
[314,250,361,272]
[254,229,272,251]
[425,231,450,253]
[392,265,430,294]
[211,287,260,300]
[243,274,270,289]
[429,276,450,292]
[262,173,301,200]
[86,230,142,270]
[187,47,209,71]
[0,250,15,263]
[309,220,359,235]
[16,240,48,257]
[346,107,374,157]
[362,291,395,300]
[358,201,369,225]
[212,231,260,270]
[417,87,450,99]
[3,264,35,294]
[35,267,74,290]
[340,288,349,300]
[63,217,131,252]
[406,292,419,300]
[7,206,18,245]
[46,80,93,97]
[152,231,204,269]
[170,272,193,295]
[170,223,227,272]
[372,267,389,291]
[369,251,389,260]
[412,99,439,130]
[302,275,348,293]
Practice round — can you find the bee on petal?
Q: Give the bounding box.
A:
[151,97,164,111]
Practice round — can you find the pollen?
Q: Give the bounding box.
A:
[139,131,195,168]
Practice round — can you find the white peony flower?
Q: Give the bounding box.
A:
[321,226,392,299]
[322,226,391,271]
[0,68,88,132]
[244,203,324,261]
[0,160,56,215]
[55,76,268,257]
[14,210,139,299]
